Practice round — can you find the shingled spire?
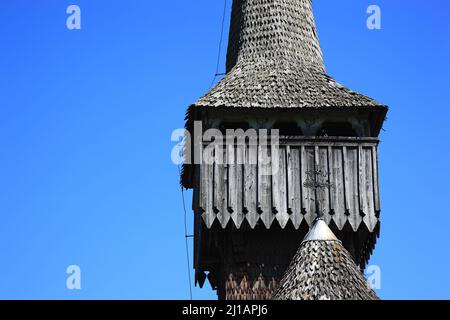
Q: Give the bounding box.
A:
[273,219,379,300]
[194,0,387,110]
[226,0,325,72]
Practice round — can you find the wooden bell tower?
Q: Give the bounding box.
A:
[181,0,387,300]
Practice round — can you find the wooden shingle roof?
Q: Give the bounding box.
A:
[273,219,379,300]
[196,61,383,109]
[226,0,325,73]
[194,0,387,110]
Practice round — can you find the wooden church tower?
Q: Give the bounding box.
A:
[181,0,387,300]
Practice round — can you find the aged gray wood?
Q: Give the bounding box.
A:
[363,147,376,232]
[214,148,229,228]
[303,146,316,226]
[271,145,281,217]
[287,146,302,228]
[235,144,245,228]
[342,146,351,216]
[372,146,381,214]
[199,138,381,233]
[273,146,289,228]
[358,146,369,218]
[227,143,237,223]
[327,146,334,216]
[201,150,214,228]
[244,142,258,228]
[299,145,306,216]
[258,144,274,228]
[347,147,361,231]
[331,147,346,230]
[317,146,331,224]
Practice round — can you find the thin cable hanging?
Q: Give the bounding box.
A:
[178,164,193,300]
[210,0,228,88]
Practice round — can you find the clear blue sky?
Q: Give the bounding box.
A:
[0,0,449,300]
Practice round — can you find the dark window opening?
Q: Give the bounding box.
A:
[272,122,302,136]
[318,122,358,137]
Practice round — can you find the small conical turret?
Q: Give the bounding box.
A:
[273,218,379,300]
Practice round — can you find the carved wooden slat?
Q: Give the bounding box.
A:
[201,150,215,228]
[271,145,281,217]
[318,146,331,224]
[235,144,245,228]
[372,146,381,214]
[215,148,229,228]
[303,146,316,226]
[287,146,302,228]
[342,146,351,216]
[258,144,273,228]
[227,143,238,225]
[273,146,289,228]
[327,146,335,215]
[244,143,258,228]
[347,147,361,231]
[363,147,377,232]
[331,147,346,230]
[358,146,369,218]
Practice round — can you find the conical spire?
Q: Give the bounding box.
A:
[193,0,385,109]
[273,218,379,300]
[226,0,325,72]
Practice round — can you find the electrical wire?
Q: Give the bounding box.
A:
[210,0,228,88]
[178,164,193,300]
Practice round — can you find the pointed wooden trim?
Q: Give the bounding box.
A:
[327,146,335,214]
[358,145,368,217]
[372,146,381,214]
[342,146,351,214]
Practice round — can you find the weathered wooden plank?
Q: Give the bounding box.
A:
[214,148,229,228]
[342,146,351,215]
[299,145,306,215]
[372,146,381,214]
[358,146,369,218]
[363,147,377,232]
[244,142,258,228]
[221,161,230,227]
[331,147,346,230]
[273,146,289,228]
[287,146,302,228]
[303,146,316,226]
[201,150,214,228]
[327,146,335,214]
[227,143,237,223]
[347,147,361,231]
[318,147,330,224]
[235,144,245,228]
[258,144,273,228]
[271,145,281,215]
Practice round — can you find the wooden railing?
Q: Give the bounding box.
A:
[197,136,381,233]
